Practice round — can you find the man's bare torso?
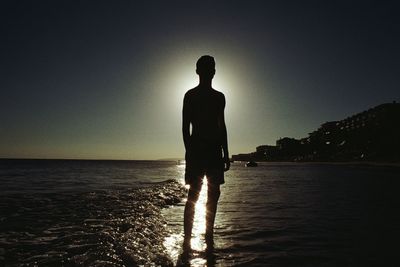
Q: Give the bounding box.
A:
[184,86,225,143]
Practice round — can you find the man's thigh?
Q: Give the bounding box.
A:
[187,175,204,199]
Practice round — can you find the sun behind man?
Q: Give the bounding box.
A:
[182,55,230,250]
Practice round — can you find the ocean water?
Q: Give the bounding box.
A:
[0,159,399,266]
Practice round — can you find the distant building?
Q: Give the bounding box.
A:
[232,102,400,162]
[256,145,278,160]
[305,102,400,161]
[232,153,255,162]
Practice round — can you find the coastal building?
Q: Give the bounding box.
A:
[232,102,400,162]
[306,102,400,161]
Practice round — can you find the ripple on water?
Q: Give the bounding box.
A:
[0,179,186,266]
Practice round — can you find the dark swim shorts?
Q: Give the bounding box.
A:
[185,138,224,185]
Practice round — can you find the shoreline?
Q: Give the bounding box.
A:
[233,160,400,167]
[2,158,399,167]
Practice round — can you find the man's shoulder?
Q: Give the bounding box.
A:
[212,89,225,98]
[184,87,198,98]
[184,87,225,101]
[210,89,225,103]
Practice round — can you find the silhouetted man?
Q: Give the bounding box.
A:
[182,55,230,250]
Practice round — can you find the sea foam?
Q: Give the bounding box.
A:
[0,179,186,266]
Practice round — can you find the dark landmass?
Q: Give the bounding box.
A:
[233,102,400,163]
[156,158,182,161]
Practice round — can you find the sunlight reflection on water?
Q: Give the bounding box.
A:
[163,162,400,266]
[163,175,209,266]
[191,177,207,251]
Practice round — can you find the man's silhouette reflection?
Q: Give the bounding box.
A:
[182,55,230,251]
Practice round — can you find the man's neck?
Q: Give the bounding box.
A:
[199,78,212,88]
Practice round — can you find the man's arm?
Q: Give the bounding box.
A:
[182,93,191,151]
[220,94,230,171]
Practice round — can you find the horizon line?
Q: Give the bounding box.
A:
[0,157,183,161]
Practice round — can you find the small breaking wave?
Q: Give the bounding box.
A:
[0,179,186,266]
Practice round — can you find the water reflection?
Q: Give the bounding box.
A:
[190,177,207,251]
[164,177,217,266]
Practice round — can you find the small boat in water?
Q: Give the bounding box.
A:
[245,161,258,167]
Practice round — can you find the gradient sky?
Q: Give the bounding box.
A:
[1,1,399,160]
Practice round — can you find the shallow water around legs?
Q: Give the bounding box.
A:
[163,162,400,267]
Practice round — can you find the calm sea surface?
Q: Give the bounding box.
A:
[0,159,399,266]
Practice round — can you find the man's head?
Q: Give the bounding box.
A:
[196,55,215,80]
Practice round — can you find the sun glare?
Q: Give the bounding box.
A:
[163,174,209,265]
[191,176,208,251]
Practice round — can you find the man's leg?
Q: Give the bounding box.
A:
[205,181,220,246]
[183,179,202,248]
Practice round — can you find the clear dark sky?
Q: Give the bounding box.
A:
[1,1,399,159]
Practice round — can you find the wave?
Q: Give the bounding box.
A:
[0,179,186,266]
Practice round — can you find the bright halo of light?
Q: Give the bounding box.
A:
[172,69,234,105]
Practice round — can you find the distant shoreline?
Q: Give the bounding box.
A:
[1,158,399,167]
[0,158,178,162]
[233,160,400,167]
